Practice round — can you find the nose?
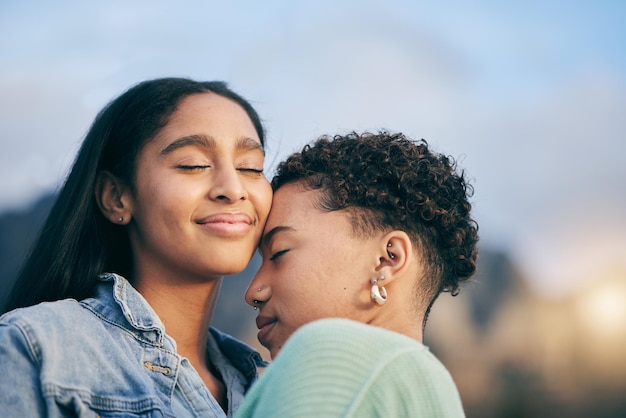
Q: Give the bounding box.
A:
[245,272,271,308]
[209,166,247,202]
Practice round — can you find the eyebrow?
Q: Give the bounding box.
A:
[261,225,296,248]
[160,134,264,156]
[237,136,265,155]
[160,134,211,155]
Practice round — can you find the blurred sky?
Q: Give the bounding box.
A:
[1,0,625,298]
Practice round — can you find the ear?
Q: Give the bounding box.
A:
[95,171,133,225]
[374,230,414,286]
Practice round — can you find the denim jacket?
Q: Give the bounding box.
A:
[0,273,266,417]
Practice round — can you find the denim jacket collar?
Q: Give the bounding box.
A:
[90,273,268,373]
[209,327,268,388]
[83,273,167,345]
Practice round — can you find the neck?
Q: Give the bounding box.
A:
[136,276,229,411]
[136,277,222,363]
[372,311,424,342]
[368,285,424,343]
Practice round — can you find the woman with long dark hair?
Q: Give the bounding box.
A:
[0,77,272,417]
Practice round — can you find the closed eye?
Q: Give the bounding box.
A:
[177,165,210,171]
[238,168,264,175]
[270,249,289,261]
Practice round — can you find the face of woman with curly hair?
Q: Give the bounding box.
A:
[245,182,389,359]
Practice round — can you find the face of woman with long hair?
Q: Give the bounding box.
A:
[122,92,272,284]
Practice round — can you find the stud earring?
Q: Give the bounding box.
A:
[370,275,388,306]
[117,217,123,223]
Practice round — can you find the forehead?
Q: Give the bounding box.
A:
[152,92,261,148]
[263,183,363,252]
[264,183,351,238]
[265,183,354,230]
[266,183,319,226]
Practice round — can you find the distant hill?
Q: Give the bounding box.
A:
[0,193,56,309]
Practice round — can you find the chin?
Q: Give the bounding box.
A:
[269,344,283,360]
[213,261,250,276]
[203,247,255,276]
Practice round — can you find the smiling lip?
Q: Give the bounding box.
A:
[255,315,277,347]
[196,213,253,236]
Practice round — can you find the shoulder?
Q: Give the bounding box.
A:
[278,319,455,393]
[1,299,86,327]
[238,319,465,417]
[285,318,427,359]
[276,318,429,378]
[0,299,103,349]
[291,319,460,389]
[0,300,91,365]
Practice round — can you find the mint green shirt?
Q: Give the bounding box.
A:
[236,318,465,417]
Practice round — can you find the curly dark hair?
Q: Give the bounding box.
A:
[272,131,479,314]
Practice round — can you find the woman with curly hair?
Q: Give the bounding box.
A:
[237,131,479,417]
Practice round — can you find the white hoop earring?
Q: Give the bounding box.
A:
[370,276,387,306]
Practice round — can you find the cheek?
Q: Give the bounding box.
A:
[135,177,191,222]
[273,268,312,309]
[274,253,339,311]
[143,182,173,210]
[282,271,328,316]
[315,247,346,279]
[251,181,273,220]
